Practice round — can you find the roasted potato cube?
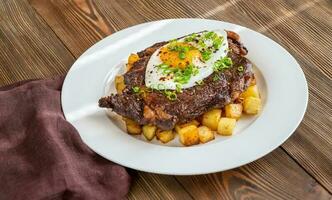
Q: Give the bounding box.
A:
[142,125,157,141]
[243,97,261,114]
[198,126,215,143]
[126,53,139,71]
[217,118,236,136]
[175,120,200,133]
[124,118,142,135]
[241,85,260,99]
[156,130,175,143]
[225,104,243,120]
[115,75,126,94]
[128,53,139,65]
[178,125,200,146]
[202,109,222,131]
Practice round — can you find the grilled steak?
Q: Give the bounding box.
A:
[99,31,254,130]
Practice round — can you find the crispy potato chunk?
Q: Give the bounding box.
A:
[127,53,139,71]
[175,120,200,133]
[202,109,222,131]
[225,104,243,120]
[241,85,260,99]
[243,97,261,114]
[142,125,157,141]
[124,118,142,135]
[115,75,126,94]
[178,125,199,146]
[156,130,175,143]
[198,126,215,143]
[217,118,236,136]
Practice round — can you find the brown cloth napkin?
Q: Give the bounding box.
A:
[0,76,131,200]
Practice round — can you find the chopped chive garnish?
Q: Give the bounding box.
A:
[196,80,204,85]
[213,74,221,81]
[179,52,186,60]
[176,84,182,93]
[164,90,177,101]
[201,50,212,61]
[237,65,244,72]
[132,86,140,93]
[204,31,215,39]
[157,84,166,91]
[213,56,233,72]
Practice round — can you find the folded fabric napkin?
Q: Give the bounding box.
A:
[0,76,130,200]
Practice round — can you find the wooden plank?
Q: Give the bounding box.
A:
[28,0,114,57]
[127,171,192,200]
[28,0,332,197]
[176,148,331,199]
[0,0,74,86]
[234,0,332,78]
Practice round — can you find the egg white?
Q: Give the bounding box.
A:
[145,30,228,90]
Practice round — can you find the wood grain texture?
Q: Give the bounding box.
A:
[28,0,114,57]
[0,0,74,86]
[176,148,330,200]
[127,171,193,200]
[1,0,330,198]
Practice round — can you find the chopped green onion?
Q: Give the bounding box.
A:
[164,90,177,101]
[237,65,244,72]
[157,84,166,91]
[223,57,232,66]
[132,86,140,93]
[184,33,197,42]
[179,52,186,60]
[213,74,221,81]
[183,46,190,52]
[204,31,215,39]
[173,64,199,84]
[213,36,223,49]
[198,40,206,48]
[201,50,212,61]
[196,80,204,85]
[176,84,182,93]
[213,56,233,72]
[157,63,169,69]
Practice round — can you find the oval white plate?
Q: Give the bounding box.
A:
[62,19,308,175]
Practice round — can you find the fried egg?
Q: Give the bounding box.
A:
[145,30,228,90]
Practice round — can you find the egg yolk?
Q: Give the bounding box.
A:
[159,43,200,69]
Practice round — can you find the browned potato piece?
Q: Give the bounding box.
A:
[217,118,236,136]
[202,109,222,131]
[225,104,243,120]
[243,97,261,114]
[126,53,139,71]
[178,125,199,146]
[115,75,126,94]
[142,125,157,141]
[156,130,175,143]
[124,118,142,135]
[240,85,260,99]
[175,120,200,133]
[198,126,215,143]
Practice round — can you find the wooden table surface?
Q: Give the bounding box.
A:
[1,0,331,199]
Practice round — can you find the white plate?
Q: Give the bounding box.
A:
[61,19,308,175]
